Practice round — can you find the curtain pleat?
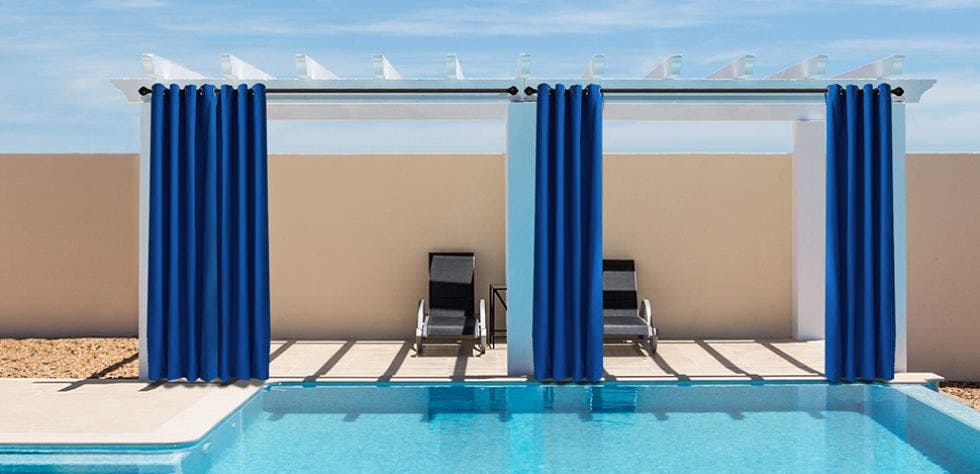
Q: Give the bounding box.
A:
[533,83,604,382]
[825,83,895,383]
[147,83,270,381]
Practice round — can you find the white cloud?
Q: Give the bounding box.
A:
[89,0,168,9]
[848,0,980,9]
[823,36,980,54]
[1,0,978,152]
[154,1,795,38]
[155,20,302,37]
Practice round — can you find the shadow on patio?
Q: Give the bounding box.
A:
[267,339,826,382]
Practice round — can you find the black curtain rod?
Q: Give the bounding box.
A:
[525,86,905,96]
[138,85,905,97]
[138,86,521,96]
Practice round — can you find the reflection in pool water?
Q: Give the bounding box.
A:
[2,382,979,473]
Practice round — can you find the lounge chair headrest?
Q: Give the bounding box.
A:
[429,253,474,284]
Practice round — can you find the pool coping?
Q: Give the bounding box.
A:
[0,378,262,447]
[892,384,980,432]
[0,372,947,447]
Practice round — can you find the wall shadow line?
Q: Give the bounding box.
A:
[378,340,413,382]
[756,339,824,375]
[695,340,763,381]
[57,352,139,392]
[303,340,356,382]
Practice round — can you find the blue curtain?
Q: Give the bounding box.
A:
[148,83,270,381]
[825,84,895,383]
[533,84,604,382]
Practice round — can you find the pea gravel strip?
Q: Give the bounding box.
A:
[1,338,138,379]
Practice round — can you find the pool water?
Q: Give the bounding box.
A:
[2,382,979,473]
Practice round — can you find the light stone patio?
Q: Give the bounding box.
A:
[267,339,833,382]
[0,339,942,445]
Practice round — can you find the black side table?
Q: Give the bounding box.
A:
[488,284,507,348]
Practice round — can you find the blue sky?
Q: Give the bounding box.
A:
[1,0,978,153]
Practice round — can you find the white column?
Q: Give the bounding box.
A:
[791,120,826,340]
[505,101,536,377]
[892,103,908,373]
[138,101,151,380]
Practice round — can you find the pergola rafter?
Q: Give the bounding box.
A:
[767,55,828,80]
[580,54,605,80]
[141,53,205,80]
[114,52,934,108]
[372,54,402,80]
[835,54,905,79]
[707,54,755,79]
[646,54,683,79]
[296,54,339,80]
[220,54,273,80]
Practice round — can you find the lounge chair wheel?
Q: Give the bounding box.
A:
[416,337,423,356]
[648,337,658,355]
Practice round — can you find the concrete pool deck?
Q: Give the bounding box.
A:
[0,339,943,445]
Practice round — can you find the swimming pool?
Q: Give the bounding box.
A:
[2,382,979,472]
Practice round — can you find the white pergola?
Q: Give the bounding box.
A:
[113,52,936,380]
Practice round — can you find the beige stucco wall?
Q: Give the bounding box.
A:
[906,154,980,381]
[604,154,793,338]
[0,154,138,336]
[267,154,505,339]
[0,152,790,339]
[0,152,978,379]
[269,153,792,339]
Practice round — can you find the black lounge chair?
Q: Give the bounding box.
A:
[603,259,658,354]
[415,252,487,355]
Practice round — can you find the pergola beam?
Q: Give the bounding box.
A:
[835,54,905,79]
[767,55,828,80]
[373,54,402,80]
[707,54,756,79]
[296,54,339,80]
[646,54,682,79]
[220,54,273,80]
[110,77,937,104]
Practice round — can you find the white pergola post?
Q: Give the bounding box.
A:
[792,120,826,341]
[505,101,536,377]
[791,107,910,373]
[137,101,151,380]
[892,103,908,373]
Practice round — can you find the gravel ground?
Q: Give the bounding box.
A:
[941,381,980,410]
[1,338,979,411]
[0,338,138,379]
